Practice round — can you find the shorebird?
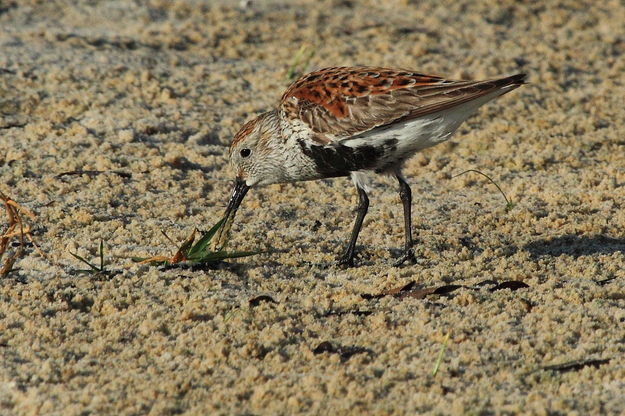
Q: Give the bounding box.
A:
[214,66,526,267]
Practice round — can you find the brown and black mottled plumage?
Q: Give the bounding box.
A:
[280,66,525,139]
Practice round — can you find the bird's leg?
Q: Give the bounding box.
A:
[337,186,369,268]
[394,174,417,266]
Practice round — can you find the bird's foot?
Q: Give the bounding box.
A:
[336,253,356,268]
[393,248,417,267]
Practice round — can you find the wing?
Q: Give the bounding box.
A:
[280,66,526,141]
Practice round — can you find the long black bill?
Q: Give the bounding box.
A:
[223,177,249,224]
[212,177,249,250]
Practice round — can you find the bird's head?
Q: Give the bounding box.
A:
[212,110,282,249]
[228,110,284,188]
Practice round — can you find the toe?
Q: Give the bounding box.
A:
[393,248,417,267]
[336,254,355,268]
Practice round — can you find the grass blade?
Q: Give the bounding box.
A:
[432,332,450,377]
[452,169,513,211]
[187,249,259,263]
[69,251,100,273]
[171,229,196,263]
[286,44,316,82]
[135,217,259,267]
[186,218,225,259]
[99,239,104,271]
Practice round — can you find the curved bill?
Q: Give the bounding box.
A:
[211,177,249,250]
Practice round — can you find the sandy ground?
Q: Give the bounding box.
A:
[1,0,625,414]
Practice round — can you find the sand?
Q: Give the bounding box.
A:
[1,0,625,414]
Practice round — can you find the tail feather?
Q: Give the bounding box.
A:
[497,73,527,84]
[490,73,527,93]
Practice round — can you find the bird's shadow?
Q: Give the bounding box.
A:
[525,235,625,258]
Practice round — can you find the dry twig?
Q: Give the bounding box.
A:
[0,191,44,275]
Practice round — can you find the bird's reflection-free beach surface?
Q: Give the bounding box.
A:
[1,1,625,414]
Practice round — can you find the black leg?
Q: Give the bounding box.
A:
[395,174,417,266]
[337,186,369,267]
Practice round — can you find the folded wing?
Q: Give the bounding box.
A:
[280,66,526,141]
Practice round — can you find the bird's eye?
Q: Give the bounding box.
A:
[240,148,251,158]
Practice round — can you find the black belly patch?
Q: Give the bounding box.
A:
[299,138,398,177]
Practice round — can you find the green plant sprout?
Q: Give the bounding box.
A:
[286,44,316,83]
[69,239,112,275]
[432,331,450,377]
[134,218,258,266]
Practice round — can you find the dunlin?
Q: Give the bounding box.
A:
[214,66,526,267]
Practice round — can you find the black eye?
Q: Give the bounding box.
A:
[240,148,251,158]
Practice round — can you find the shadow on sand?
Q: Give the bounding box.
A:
[525,235,625,258]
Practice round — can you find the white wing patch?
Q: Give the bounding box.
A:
[340,88,509,164]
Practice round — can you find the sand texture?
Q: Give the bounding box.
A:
[1,0,625,414]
